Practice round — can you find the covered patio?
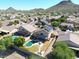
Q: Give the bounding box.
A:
[30,30,49,42]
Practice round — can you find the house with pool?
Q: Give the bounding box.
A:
[22,30,58,56]
[13,23,58,56]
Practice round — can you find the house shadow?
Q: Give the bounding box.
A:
[0,46,30,58]
[0,45,47,59]
[12,46,45,59]
[14,46,30,57]
[0,47,15,58]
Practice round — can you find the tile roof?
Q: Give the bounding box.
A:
[20,23,38,33]
[0,25,16,32]
[57,32,79,46]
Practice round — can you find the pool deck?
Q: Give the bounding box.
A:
[43,38,56,56]
[25,37,31,41]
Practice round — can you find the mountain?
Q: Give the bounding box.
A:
[47,0,79,13]
[6,7,16,12]
[29,8,45,13]
[5,7,44,13]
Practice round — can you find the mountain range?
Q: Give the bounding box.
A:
[1,0,79,13]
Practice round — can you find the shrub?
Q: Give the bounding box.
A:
[51,21,60,27]
[0,36,13,51]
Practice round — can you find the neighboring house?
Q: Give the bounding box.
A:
[0,20,18,34]
[50,15,62,19]
[4,52,25,59]
[60,23,74,27]
[10,15,16,19]
[60,23,74,31]
[0,25,17,34]
[40,18,49,25]
[20,23,38,33]
[44,25,53,32]
[57,32,79,48]
[14,23,38,37]
[67,15,76,22]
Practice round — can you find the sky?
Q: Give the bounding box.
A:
[0,0,79,10]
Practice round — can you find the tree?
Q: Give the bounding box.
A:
[0,36,13,51]
[14,36,25,46]
[48,42,75,59]
[0,40,6,51]
[3,36,13,47]
[51,21,60,27]
[14,20,19,25]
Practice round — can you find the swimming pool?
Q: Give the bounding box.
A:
[26,41,33,46]
[24,40,38,47]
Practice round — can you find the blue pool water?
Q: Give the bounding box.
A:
[26,41,33,46]
[24,40,38,47]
